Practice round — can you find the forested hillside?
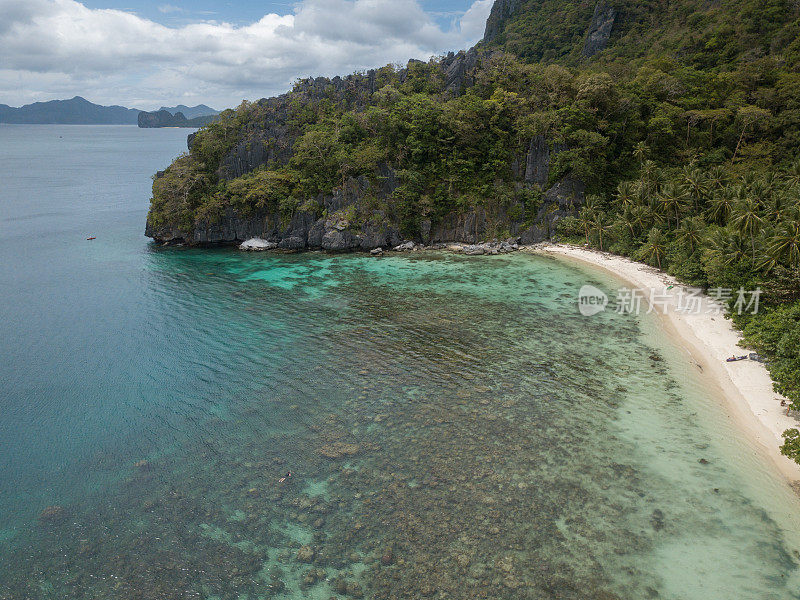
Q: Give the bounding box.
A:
[147,0,800,457]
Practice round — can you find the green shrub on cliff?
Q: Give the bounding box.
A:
[149,154,210,231]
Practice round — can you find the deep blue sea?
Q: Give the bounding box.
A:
[1,124,800,599]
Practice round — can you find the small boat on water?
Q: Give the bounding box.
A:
[86,237,96,240]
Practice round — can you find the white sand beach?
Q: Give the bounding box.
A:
[536,243,800,482]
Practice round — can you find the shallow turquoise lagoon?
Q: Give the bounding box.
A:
[1,125,799,599]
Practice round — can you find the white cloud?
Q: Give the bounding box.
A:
[0,0,492,110]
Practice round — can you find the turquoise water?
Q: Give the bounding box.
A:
[1,125,800,599]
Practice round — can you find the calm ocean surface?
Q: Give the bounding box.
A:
[1,124,800,599]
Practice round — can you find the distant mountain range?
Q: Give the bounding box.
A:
[0,96,218,125]
[158,105,219,120]
[0,96,140,124]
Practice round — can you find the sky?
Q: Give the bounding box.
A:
[0,0,493,111]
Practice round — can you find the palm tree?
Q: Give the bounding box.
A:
[676,216,705,253]
[706,227,749,267]
[582,195,600,214]
[757,227,779,273]
[657,181,689,228]
[633,141,649,167]
[706,165,727,192]
[639,228,667,269]
[760,172,780,199]
[591,212,612,251]
[738,171,759,190]
[640,160,661,197]
[634,180,652,209]
[706,185,736,225]
[769,190,794,223]
[767,211,800,269]
[785,160,800,189]
[617,208,637,239]
[680,167,710,212]
[578,205,596,245]
[731,195,764,262]
[616,181,637,210]
[630,205,652,234]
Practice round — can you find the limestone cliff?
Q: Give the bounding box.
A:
[146,125,583,248]
[146,0,590,250]
[583,2,617,58]
[482,0,522,43]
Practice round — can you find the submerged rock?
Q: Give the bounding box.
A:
[651,509,665,531]
[134,459,152,472]
[319,442,361,459]
[346,581,365,598]
[39,505,67,524]
[296,545,316,563]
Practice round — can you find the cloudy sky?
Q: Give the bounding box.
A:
[0,0,493,111]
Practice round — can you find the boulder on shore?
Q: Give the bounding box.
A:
[240,238,277,251]
[393,241,416,251]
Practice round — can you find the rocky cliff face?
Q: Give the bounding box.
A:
[442,49,481,95]
[583,1,617,58]
[216,67,410,181]
[483,0,522,43]
[147,130,584,249]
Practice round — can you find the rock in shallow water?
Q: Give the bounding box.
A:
[39,505,67,524]
[318,442,361,459]
[296,545,315,563]
[239,238,277,251]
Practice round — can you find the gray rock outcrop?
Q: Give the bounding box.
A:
[483,0,522,43]
[442,49,481,95]
[583,2,617,58]
[524,136,567,186]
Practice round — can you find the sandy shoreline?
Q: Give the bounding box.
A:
[534,243,800,482]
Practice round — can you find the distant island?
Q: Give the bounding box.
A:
[0,96,140,124]
[138,107,218,129]
[0,96,218,126]
[157,104,219,120]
